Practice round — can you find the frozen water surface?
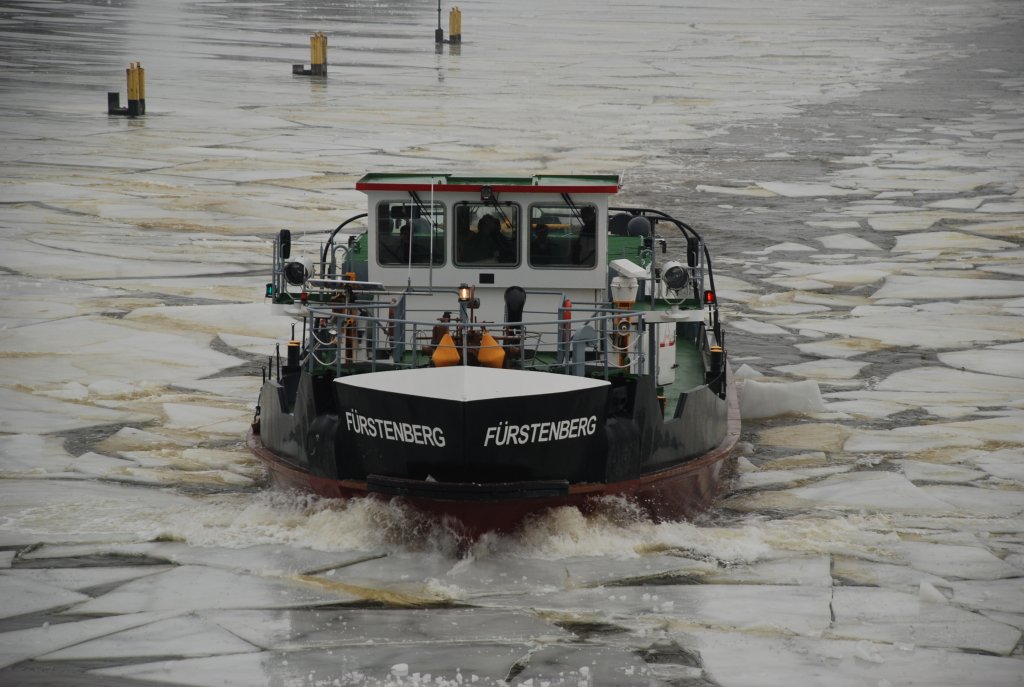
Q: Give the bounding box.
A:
[2,0,1023,684]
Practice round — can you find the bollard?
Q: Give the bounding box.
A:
[294,32,327,76]
[449,7,461,44]
[108,62,144,117]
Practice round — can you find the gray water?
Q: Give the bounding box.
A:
[1,1,1022,685]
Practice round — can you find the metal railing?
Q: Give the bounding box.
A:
[300,297,648,379]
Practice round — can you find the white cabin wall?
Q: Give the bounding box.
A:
[366,191,611,310]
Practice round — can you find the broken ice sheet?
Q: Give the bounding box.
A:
[69,565,362,615]
[0,387,151,434]
[326,551,717,599]
[734,465,852,491]
[790,303,1022,348]
[816,232,884,250]
[26,561,171,597]
[0,479,196,547]
[961,448,1024,482]
[0,612,178,670]
[18,541,377,577]
[830,587,1021,655]
[732,472,957,515]
[891,230,1017,253]
[873,274,1024,300]
[0,434,75,476]
[39,614,260,661]
[205,607,569,650]
[687,627,1024,687]
[895,459,986,484]
[92,644,528,687]
[831,557,951,594]
[124,303,286,339]
[513,643,655,686]
[949,578,1024,613]
[893,540,1019,581]
[845,416,1024,454]
[0,576,90,620]
[477,584,832,638]
[939,343,1024,378]
[773,358,868,380]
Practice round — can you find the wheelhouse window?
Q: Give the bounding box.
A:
[528,203,597,268]
[454,202,520,266]
[376,200,445,266]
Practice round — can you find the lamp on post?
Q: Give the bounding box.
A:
[457,282,479,323]
[435,0,444,43]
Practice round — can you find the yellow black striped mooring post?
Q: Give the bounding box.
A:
[449,7,461,44]
[293,32,327,76]
[108,62,145,117]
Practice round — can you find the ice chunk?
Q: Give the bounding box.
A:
[125,303,286,339]
[733,363,763,379]
[817,233,883,250]
[39,615,260,661]
[731,319,793,336]
[963,448,1024,482]
[692,628,1024,687]
[949,578,1024,613]
[97,427,193,453]
[788,472,956,514]
[892,230,1016,253]
[873,274,1024,300]
[92,644,529,687]
[738,378,825,419]
[0,434,75,476]
[846,416,1024,454]
[830,587,1021,655]
[918,484,1024,517]
[735,465,851,490]
[832,557,951,594]
[479,584,832,637]
[0,566,171,593]
[796,336,889,359]
[162,402,251,436]
[755,182,865,197]
[0,576,89,619]
[207,607,569,650]
[939,344,1024,379]
[774,358,868,380]
[791,304,1022,348]
[71,565,362,615]
[895,459,985,484]
[895,540,1020,580]
[0,387,150,434]
[758,422,851,452]
[0,612,177,670]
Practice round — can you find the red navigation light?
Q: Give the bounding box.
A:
[704,290,716,304]
[300,291,308,303]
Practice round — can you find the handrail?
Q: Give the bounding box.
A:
[300,303,648,378]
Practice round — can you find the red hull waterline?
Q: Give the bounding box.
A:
[247,380,740,542]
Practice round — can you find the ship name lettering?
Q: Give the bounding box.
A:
[344,410,446,447]
[483,415,597,447]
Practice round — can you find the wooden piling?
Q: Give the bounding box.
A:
[108,62,144,117]
[449,7,462,44]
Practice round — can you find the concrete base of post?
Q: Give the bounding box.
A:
[293,63,326,76]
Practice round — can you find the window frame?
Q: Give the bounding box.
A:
[375,199,446,267]
[527,202,599,269]
[452,201,522,268]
